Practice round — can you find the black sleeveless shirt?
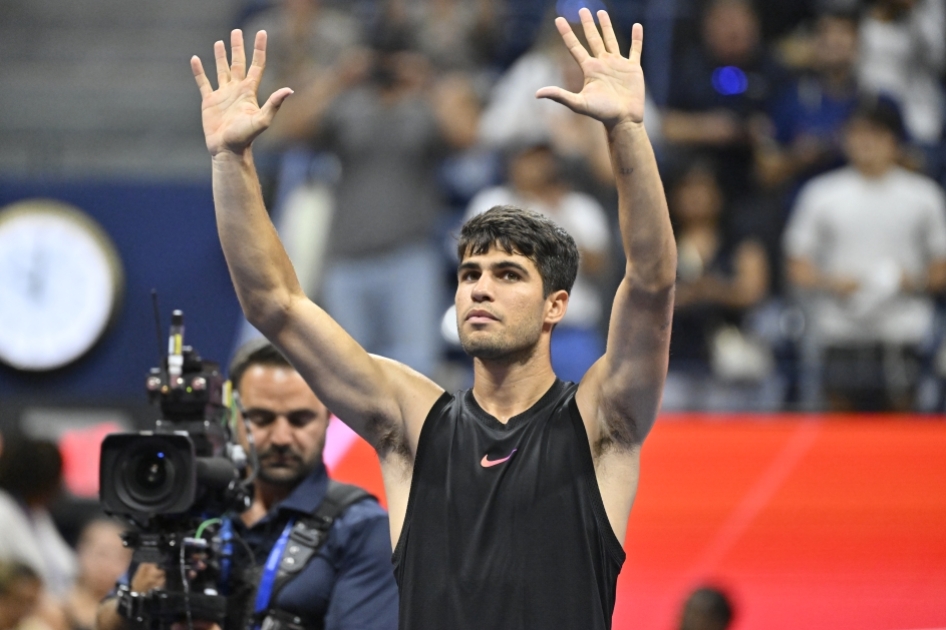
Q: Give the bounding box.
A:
[393,380,626,630]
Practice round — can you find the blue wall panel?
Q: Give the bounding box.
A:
[0,180,242,401]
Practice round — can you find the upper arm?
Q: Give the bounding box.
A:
[732,239,770,306]
[573,276,673,544]
[576,276,674,451]
[323,513,399,630]
[268,295,443,454]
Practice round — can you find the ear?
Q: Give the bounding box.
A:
[544,289,569,325]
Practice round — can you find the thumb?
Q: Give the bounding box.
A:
[258,87,293,126]
[535,86,583,113]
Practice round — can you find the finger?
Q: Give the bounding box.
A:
[597,10,621,55]
[247,30,268,86]
[628,22,644,65]
[258,87,293,126]
[191,55,213,98]
[579,7,606,57]
[553,17,590,66]
[535,86,583,113]
[230,29,246,81]
[214,40,230,87]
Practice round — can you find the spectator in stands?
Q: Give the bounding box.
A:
[783,97,946,410]
[464,142,610,381]
[370,0,499,76]
[677,586,735,630]
[0,439,75,600]
[662,0,790,203]
[0,562,43,630]
[758,11,861,190]
[262,34,479,378]
[857,0,945,149]
[477,16,663,197]
[662,160,771,410]
[244,0,364,109]
[62,519,130,630]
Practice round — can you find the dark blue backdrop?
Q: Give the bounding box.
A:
[0,180,243,402]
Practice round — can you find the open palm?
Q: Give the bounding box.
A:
[191,30,292,156]
[536,9,645,129]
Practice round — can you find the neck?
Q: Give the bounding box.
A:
[242,479,297,527]
[471,345,557,423]
[822,67,853,94]
[856,161,894,179]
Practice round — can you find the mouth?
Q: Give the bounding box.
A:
[465,309,499,323]
[259,451,301,468]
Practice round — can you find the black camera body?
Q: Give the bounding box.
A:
[100,310,251,629]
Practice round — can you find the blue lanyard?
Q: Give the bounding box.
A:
[254,519,296,615]
[219,518,234,596]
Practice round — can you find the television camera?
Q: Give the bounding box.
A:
[100,310,253,629]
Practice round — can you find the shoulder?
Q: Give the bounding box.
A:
[326,495,388,544]
[891,167,944,197]
[795,167,859,204]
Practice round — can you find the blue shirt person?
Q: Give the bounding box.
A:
[96,339,398,630]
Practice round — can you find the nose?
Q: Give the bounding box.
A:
[268,415,295,445]
[471,274,494,302]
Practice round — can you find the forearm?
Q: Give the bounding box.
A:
[787,257,859,296]
[96,598,128,630]
[608,121,676,291]
[212,149,305,333]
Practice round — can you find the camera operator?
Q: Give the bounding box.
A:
[97,339,398,630]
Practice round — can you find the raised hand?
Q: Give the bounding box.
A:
[536,9,645,130]
[191,30,293,156]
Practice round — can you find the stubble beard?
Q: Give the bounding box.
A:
[459,322,543,365]
[255,442,323,487]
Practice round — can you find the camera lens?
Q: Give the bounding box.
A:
[122,446,176,506]
[134,453,168,491]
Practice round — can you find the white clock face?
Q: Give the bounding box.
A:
[0,200,123,371]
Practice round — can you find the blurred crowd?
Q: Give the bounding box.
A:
[238,0,946,414]
[0,437,131,630]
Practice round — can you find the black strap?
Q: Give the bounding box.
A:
[263,481,373,618]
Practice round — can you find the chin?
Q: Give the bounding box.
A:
[258,467,305,486]
[461,334,538,364]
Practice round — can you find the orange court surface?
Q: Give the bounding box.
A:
[327,414,946,630]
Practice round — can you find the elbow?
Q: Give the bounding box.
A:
[240,288,297,337]
[626,246,677,294]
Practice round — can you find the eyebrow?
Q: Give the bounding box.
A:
[458,260,531,275]
[242,407,317,416]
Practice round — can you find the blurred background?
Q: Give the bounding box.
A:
[0,0,944,628]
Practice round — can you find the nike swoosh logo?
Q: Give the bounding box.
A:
[480,448,517,468]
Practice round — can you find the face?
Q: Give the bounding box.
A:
[237,365,330,487]
[672,170,723,227]
[814,17,858,73]
[0,578,41,628]
[77,521,133,596]
[704,1,759,63]
[455,246,566,361]
[843,118,899,176]
[509,148,558,192]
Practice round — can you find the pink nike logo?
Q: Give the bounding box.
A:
[480,448,517,468]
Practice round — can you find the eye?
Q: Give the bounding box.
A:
[460,270,480,282]
[287,411,317,428]
[245,410,276,427]
[502,270,521,281]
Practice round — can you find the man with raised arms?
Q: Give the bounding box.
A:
[192,8,675,629]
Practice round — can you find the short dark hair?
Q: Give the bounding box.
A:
[227,338,293,393]
[0,438,62,504]
[848,94,906,140]
[0,561,40,595]
[457,205,580,297]
[681,586,734,629]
